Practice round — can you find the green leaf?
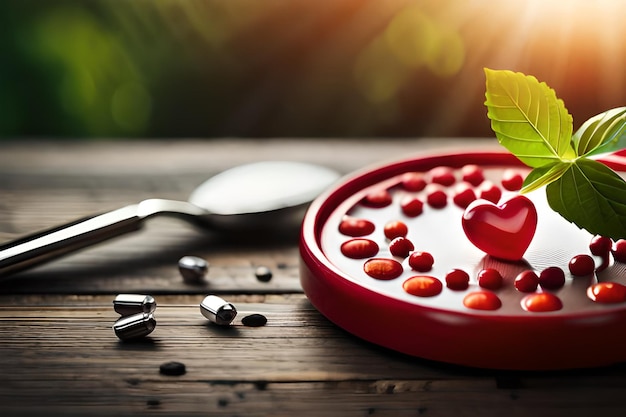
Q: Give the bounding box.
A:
[484,68,576,167]
[545,158,626,239]
[521,161,571,194]
[572,107,626,157]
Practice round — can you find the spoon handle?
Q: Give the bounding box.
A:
[0,205,142,278]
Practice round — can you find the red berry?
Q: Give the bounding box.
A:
[384,220,408,240]
[477,181,502,204]
[445,269,470,290]
[408,251,434,272]
[589,235,612,256]
[389,237,414,258]
[477,268,503,290]
[461,164,484,186]
[361,189,392,208]
[401,172,427,191]
[400,196,424,217]
[539,266,565,290]
[612,239,626,263]
[590,236,613,271]
[514,270,539,293]
[452,182,477,209]
[568,254,595,276]
[428,166,455,186]
[501,169,524,191]
[425,184,447,208]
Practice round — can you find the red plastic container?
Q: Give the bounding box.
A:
[300,150,626,370]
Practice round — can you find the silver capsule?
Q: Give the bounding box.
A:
[113,294,156,316]
[200,295,237,326]
[178,256,209,284]
[113,312,156,340]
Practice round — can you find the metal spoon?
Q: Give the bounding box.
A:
[0,161,340,277]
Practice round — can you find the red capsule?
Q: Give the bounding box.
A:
[514,270,539,293]
[477,181,502,204]
[501,169,524,191]
[463,291,502,311]
[428,166,456,186]
[401,172,427,191]
[361,189,392,208]
[425,184,447,208]
[408,251,434,272]
[384,220,408,240]
[338,217,375,237]
[340,239,379,259]
[521,292,563,312]
[363,258,403,280]
[403,276,443,297]
[587,282,626,304]
[568,254,595,276]
[400,196,424,217]
[539,267,565,290]
[445,269,470,291]
[461,164,484,186]
[477,268,503,290]
[589,235,612,256]
[389,237,414,258]
[452,182,477,209]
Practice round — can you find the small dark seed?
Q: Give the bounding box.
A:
[255,266,273,282]
[159,361,186,376]
[241,313,267,327]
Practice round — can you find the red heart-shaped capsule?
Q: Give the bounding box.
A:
[461,195,537,261]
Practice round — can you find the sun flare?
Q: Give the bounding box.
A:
[2,0,625,138]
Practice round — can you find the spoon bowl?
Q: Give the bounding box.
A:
[0,161,340,277]
[188,161,340,230]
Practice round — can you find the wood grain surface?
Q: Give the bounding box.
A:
[0,138,624,416]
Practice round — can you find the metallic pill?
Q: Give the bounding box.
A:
[113,294,157,316]
[178,256,209,284]
[200,295,237,325]
[113,312,156,340]
[254,266,273,283]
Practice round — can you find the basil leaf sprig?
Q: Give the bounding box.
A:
[484,68,626,239]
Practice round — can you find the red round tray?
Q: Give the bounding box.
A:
[300,150,626,370]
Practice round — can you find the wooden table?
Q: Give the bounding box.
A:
[1,138,625,416]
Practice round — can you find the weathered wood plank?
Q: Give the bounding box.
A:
[1,294,625,416]
[0,295,461,382]
[2,381,625,417]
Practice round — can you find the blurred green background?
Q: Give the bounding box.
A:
[1,0,624,139]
